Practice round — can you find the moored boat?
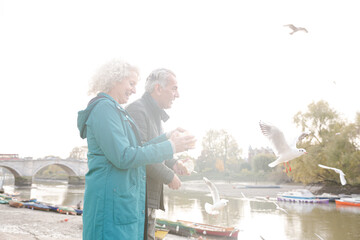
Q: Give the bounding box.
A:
[9,200,24,208]
[155,227,170,240]
[57,206,77,215]
[8,192,20,197]
[277,189,329,204]
[156,218,239,238]
[177,220,239,238]
[74,208,83,215]
[335,197,360,207]
[245,185,280,189]
[156,219,196,237]
[37,201,69,213]
[0,193,13,201]
[23,202,50,211]
[39,202,59,212]
[316,193,340,202]
[21,198,37,203]
[233,184,280,189]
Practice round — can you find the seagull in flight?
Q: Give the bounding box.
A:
[259,121,308,172]
[203,177,228,215]
[271,201,288,214]
[318,164,347,185]
[314,233,325,240]
[284,24,308,35]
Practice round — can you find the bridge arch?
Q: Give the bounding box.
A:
[32,163,79,177]
[0,158,87,186]
[0,163,32,186]
[0,164,22,178]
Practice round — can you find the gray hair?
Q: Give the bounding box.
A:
[145,68,176,93]
[88,59,139,95]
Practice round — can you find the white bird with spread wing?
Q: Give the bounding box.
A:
[284,24,308,34]
[318,164,347,185]
[203,177,228,215]
[259,121,308,172]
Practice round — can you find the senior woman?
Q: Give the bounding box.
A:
[77,59,195,240]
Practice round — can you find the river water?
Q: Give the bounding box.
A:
[159,188,360,240]
[3,180,360,240]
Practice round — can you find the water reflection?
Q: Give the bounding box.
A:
[4,180,84,206]
[2,179,360,240]
[158,188,360,240]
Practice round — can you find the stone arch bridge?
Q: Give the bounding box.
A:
[0,157,88,186]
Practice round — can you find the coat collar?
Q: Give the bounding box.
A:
[142,92,169,122]
[96,93,136,124]
[99,93,142,144]
[97,92,125,112]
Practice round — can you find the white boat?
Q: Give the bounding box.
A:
[277,189,329,204]
[316,193,340,202]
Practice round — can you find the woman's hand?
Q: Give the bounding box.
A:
[166,127,186,139]
[169,130,196,153]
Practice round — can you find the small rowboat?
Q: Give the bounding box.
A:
[74,208,83,215]
[155,221,171,239]
[155,229,169,240]
[47,204,59,212]
[177,220,239,238]
[21,198,37,203]
[8,192,20,197]
[335,198,360,207]
[156,219,196,237]
[36,202,59,212]
[0,194,13,201]
[57,206,77,215]
[23,202,50,211]
[156,218,239,238]
[9,200,24,208]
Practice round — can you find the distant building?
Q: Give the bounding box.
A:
[0,154,19,160]
[68,146,88,160]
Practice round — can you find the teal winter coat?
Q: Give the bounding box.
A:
[77,93,174,240]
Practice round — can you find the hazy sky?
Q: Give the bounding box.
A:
[1,0,359,159]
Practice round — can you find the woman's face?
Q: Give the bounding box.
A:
[111,74,139,104]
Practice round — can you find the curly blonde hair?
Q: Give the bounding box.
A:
[88,59,139,95]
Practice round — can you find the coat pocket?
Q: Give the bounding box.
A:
[113,184,139,225]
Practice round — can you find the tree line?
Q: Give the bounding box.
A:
[181,100,360,186]
[70,100,360,186]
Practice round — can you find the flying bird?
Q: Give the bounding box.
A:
[284,24,308,34]
[271,201,288,214]
[203,177,228,215]
[259,121,308,172]
[318,164,347,185]
[314,233,325,240]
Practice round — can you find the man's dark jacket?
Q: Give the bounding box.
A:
[126,92,177,210]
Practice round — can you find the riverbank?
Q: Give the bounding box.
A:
[0,204,82,240]
[0,180,359,239]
